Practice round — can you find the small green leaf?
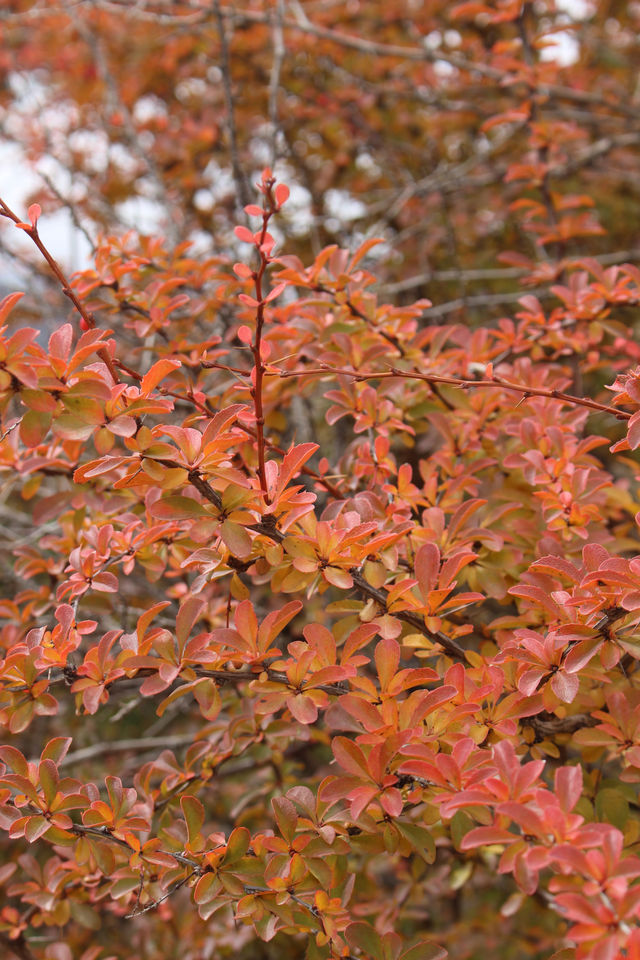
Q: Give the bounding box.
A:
[400,942,448,960]
[346,922,383,960]
[595,787,629,830]
[181,795,205,847]
[221,519,252,558]
[396,819,436,863]
[149,496,211,520]
[225,826,251,863]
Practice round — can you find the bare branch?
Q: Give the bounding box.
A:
[275,364,630,421]
[58,734,199,768]
[350,569,467,661]
[268,0,286,167]
[212,0,252,212]
[379,248,640,295]
[527,713,598,736]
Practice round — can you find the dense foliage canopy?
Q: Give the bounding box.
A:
[1,2,640,960]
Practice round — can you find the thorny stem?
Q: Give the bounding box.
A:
[0,197,120,385]
[0,200,341,512]
[125,871,197,918]
[8,664,350,699]
[274,365,630,421]
[200,359,344,497]
[350,569,467,661]
[250,177,278,504]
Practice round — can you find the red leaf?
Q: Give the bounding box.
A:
[264,282,286,303]
[550,670,579,703]
[234,225,255,244]
[221,519,252,558]
[274,184,290,207]
[176,597,205,647]
[273,442,319,494]
[380,787,403,817]
[375,637,400,691]
[0,291,24,325]
[140,358,181,395]
[332,737,371,779]
[181,795,205,846]
[415,542,440,599]
[272,796,297,843]
[288,693,318,724]
[233,262,253,279]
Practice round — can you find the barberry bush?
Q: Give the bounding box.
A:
[1,2,640,960]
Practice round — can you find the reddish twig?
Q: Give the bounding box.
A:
[0,197,120,384]
[274,365,630,421]
[252,192,275,503]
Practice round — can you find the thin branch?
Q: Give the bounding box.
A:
[186,468,224,511]
[222,5,640,117]
[526,713,598,736]
[37,170,97,255]
[249,182,278,501]
[212,0,251,212]
[419,286,553,318]
[0,197,120,384]
[350,570,467,660]
[314,284,405,356]
[9,663,349,699]
[268,0,285,168]
[125,871,197,918]
[59,734,199,768]
[379,248,640,295]
[274,364,630,421]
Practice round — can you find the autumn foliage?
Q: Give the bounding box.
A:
[2,2,640,959]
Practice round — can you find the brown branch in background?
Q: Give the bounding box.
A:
[213,0,252,212]
[268,0,285,168]
[366,129,640,242]
[59,734,199,768]
[379,248,640,295]
[416,285,554,318]
[9,1,637,120]
[38,169,97,255]
[526,712,598,737]
[516,2,566,275]
[440,190,468,313]
[0,1,88,24]
[314,283,406,357]
[74,17,180,244]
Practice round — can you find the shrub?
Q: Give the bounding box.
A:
[1,3,640,960]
